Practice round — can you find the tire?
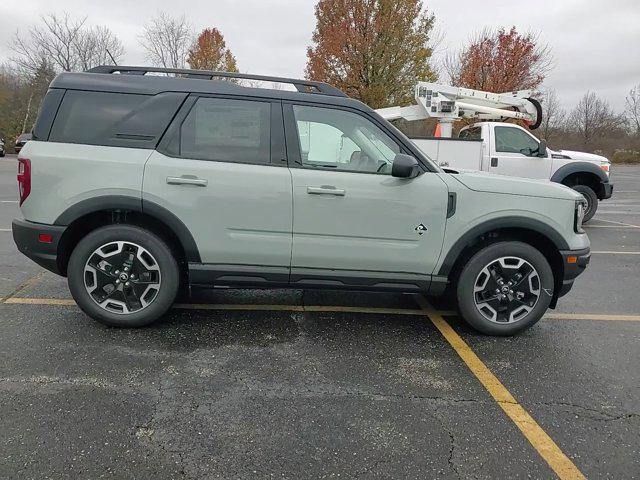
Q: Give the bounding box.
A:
[456,241,554,336]
[572,185,598,223]
[67,225,179,327]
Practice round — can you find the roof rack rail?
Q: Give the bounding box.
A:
[87,65,347,97]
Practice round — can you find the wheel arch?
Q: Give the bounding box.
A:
[55,195,200,276]
[551,162,608,199]
[438,218,567,305]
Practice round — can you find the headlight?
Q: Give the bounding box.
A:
[574,200,586,233]
[600,161,610,176]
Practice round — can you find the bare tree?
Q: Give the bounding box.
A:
[625,84,640,134]
[75,26,125,71]
[139,12,192,69]
[10,12,124,74]
[568,91,621,148]
[540,88,566,141]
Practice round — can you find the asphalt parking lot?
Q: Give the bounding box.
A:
[1,153,638,479]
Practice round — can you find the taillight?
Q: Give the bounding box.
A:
[17,158,31,206]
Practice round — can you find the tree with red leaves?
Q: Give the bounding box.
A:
[187,28,238,72]
[446,27,552,92]
[306,0,437,109]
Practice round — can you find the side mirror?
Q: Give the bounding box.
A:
[392,154,420,178]
[537,139,548,157]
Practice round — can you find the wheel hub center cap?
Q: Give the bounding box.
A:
[119,272,129,282]
[501,286,510,293]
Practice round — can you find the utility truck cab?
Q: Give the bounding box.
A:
[377,82,614,222]
[412,121,613,221]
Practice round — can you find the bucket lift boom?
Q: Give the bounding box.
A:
[376,82,543,138]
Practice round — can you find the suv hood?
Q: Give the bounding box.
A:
[552,149,610,164]
[450,171,583,201]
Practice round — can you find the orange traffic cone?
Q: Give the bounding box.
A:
[434,123,442,138]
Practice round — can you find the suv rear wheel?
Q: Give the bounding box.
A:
[68,225,179,327]
[456,242,554,335]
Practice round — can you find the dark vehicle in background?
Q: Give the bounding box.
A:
[0,137,5,157]
[14,133,32,154]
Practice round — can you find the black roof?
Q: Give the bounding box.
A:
[50,65,370,112]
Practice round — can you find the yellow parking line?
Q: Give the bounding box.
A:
[2,297,427,317]
[3,297,75,306]
[0,272,46,304]
[544,312,640,322]
[3,297,640,324]
[414,296,585,480]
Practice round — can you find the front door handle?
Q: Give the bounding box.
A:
[166,175,208,187]
[307,186,346,196]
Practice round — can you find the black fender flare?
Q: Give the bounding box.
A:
[436,216,569,277]
[54,195,201,263]
[550,162,608,185]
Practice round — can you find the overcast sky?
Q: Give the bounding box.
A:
[1,0,638,111]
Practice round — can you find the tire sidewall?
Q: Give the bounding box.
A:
[572,185,598,223]
[68,225,179,327]
[456,241,554,336]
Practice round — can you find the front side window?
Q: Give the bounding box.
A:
[180,97,270,164]
[292,105,400,174]
[495,126,540,155]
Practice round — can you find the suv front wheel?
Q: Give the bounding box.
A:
[68,225,179,327]
[456,241,554,335]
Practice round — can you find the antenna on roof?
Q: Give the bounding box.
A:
[105,49,118,66]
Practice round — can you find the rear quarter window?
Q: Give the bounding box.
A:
[50,91,148,145]
[49,90,186,148]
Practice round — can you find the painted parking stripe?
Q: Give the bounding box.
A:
[592,219,640,228]
[437,309,640,322]
[415,296,585,480]
[0,272,46,304]
[1,200,18,203]
[584,225,638,229]
[0,229,11,232]
[544,312,640,322]
[591,251,640,255]
[3,297,640,323]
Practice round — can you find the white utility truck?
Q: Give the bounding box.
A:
[377,83,613,221]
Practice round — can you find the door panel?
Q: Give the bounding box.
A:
[143,151,292,268]
[489,125,552,179]
[143,96,292,272]
[290,168,449,278]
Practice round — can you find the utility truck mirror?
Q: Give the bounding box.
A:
[392,154,420,178]
[538,140,548,157]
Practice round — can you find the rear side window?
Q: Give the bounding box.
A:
[178,97,271,164]
[49,90,186,148]
[459,127,481,140]
[50,91,147,145]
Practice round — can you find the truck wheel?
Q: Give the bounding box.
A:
[456,242,554,336]
[67,225,179,327]
[572,185,598,222]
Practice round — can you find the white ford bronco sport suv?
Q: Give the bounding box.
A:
[12,66,590,335]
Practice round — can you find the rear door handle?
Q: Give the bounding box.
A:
[490,157,498,167]
[166,175,208,187]
[307,186,346,196]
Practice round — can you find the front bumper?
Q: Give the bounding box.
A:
[12,219,66,275]
[601,181,614,200]
[556,247,591,299]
